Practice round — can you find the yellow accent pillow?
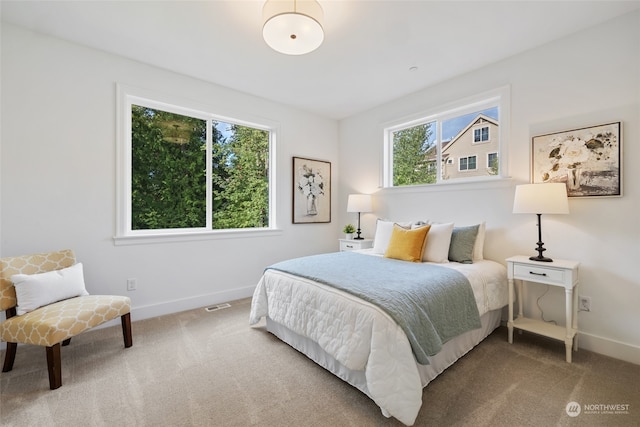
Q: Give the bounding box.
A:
[384,224,431,262]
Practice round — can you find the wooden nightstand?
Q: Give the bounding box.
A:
[506,255,580,363]
[339,238,373,252]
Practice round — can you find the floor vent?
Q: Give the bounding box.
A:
[205,303,231,312]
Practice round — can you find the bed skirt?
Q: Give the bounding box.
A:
[265,308,502,421]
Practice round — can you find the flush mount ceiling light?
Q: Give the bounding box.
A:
[262,0,324,55]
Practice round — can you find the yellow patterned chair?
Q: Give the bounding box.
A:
[0,249,132,389]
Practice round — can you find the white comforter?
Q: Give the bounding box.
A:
[249,257,508,425]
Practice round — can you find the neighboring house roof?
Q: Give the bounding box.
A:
[425,113,498,162]
[442,113,498,154]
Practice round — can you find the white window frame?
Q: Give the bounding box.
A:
[473,126,490,143]
[459,155,478,172]
[381,85,510,190]
[487,152,498,169]
[115,84,279,245]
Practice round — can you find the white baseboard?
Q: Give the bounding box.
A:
[125,285,255,323]
[0,286,256,351]
[578,331,640,366]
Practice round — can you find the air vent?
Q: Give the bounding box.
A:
[205,303,231,312]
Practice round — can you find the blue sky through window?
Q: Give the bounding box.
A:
[442,107,498,141]
[426,106,498,145]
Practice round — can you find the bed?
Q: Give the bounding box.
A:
[249,221,508,425]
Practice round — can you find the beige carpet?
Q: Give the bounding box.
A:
[1,297,638,426]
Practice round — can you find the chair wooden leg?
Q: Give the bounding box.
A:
[2,342,17,372]
[46,344,62,390]
[62,338,71,346]
[121,313,133,348]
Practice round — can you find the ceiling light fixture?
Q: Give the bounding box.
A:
[262,0,324,55]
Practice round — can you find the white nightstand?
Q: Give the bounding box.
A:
[339,238,373,252]
[506,255,580,363]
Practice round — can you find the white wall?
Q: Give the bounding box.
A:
[2,11,639,365]
[338,11,640,364]
[1,24,339,322]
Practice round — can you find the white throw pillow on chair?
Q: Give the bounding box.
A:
[11,263,89,315]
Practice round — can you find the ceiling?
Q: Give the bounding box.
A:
[2,1,639,120]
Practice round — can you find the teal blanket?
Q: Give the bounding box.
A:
[267,251,481,365]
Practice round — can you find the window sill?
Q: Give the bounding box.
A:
[378,176,514,194]
[113,228,283,246]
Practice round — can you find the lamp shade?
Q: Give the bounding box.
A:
[347,194,372,213]
[262,0,324,55]
[513,183,569,215]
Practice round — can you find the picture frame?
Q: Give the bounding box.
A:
[531,122,622,197]
[292,156,331,223]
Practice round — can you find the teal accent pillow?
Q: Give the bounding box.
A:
[448,224,480,264]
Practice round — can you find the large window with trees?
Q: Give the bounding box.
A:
[116,86,275,242]
[383,86,509,188]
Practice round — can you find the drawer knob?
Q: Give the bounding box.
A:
[346,245,354,248]
[529,271,547,277]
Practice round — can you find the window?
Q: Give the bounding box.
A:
[131,106,207,230]
[390,121,438,186]
[459,155,477,171]
[473,126,489,143]
[116,86,275,242]
[383,86,509,187]
[487,152,499,175]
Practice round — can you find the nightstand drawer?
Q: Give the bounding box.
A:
[513,263,565,285]
[340,241,357,251]
[339,239,373,252]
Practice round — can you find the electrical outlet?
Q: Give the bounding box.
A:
[579,295,591,312]
[127,278,137,291]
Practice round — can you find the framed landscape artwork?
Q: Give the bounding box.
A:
[292,157,331,223]
[531,122,622,197]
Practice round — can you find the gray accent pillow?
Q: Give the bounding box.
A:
[448,224,480,264]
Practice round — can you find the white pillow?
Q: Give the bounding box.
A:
[473,222,486,261]
[372,219,412,254]
[11,263,89,315]
[422,222,454,263]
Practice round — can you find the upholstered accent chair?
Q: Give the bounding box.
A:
[0,249,132,389]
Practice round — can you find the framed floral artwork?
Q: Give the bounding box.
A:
[293,157,331,223]
[531,122,622,197]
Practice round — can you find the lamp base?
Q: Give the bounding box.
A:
[354,213,364,240]
[529,255,553,262]
[531,215,553,262]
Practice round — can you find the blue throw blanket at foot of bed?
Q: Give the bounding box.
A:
[267,251,481,365]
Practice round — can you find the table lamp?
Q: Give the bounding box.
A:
[346,194,372,240]
[513,183,569,262]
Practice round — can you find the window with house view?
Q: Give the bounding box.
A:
[384,88,507,187]
[459,155,477,171]
[474,126,489,143]
[120,93,272,238]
